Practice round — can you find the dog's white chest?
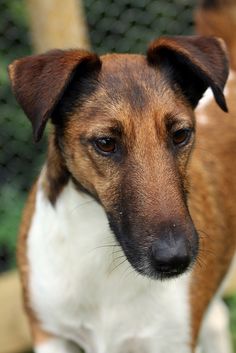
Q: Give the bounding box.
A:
[28,180,191,353]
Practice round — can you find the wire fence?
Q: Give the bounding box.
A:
[0,0,196,270]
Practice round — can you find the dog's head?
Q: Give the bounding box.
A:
[9,36,229,279]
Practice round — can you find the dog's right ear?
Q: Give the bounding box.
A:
[8,49,101,142]
[147,36,229,112]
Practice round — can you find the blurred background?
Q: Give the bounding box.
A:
[1,0,236,352]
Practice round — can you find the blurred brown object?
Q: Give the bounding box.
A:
[0,271,31,353]
[26,0,90,53]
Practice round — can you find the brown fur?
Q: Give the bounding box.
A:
[18,181,37,320]
[189,1,236,345]
[10,31,234,351]
[8,50,101,142]
[148,36,228,112]
[189,87,236,344]
[43,133,70,204]
[58,54,195,211]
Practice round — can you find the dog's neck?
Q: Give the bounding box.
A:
[44,133,99,206]
[31,171,192,353]
[42,133,70,205]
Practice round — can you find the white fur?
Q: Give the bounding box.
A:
[196,254,236,353]
[199,299,233,353]
[28,175,192,353]
[196,70,235,125]
[35,338,80,353]
[196,88,214,125]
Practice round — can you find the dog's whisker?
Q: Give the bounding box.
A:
[89,243,120,254]
[199,248,215,256]
[195,257,204,270]
[112,249,123,255]
[121,263,136,281]
[197,228,215,242]
[122,261,145,282]
[93,244,119,250]
[113,254,126,262]
[108,256,128,276]
[196,237,215,261]
[70,200,95,213]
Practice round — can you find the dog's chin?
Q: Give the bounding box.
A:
[126,256,193,281]
[139,265,192,281]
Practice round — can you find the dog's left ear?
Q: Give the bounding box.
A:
[147,35,229,112]
[8,49,101,142]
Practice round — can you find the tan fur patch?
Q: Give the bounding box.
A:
[189,76,236,345]
[59,54,195,216]
[18,182,37,320]
[43,133,70,204]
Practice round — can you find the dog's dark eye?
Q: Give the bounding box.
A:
[172,129,192,146]
[94,137,117,154]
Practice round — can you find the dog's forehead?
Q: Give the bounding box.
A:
[100,53,164,91]
[82,53,182,114]
[63,53,192,128]
[100,53,150,72]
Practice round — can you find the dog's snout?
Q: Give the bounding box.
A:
[150,232,191,276]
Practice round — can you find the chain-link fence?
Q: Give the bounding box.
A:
[0,0,196,271]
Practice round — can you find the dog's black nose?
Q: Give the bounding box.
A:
[150,233,191,276]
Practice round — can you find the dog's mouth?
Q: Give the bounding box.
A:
[123,246,197,280]
[119,243,197,281]
[143,257,195,280]
[108,215,199,280]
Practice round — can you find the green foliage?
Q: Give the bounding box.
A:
[84,0,195,54]
[0,0,31,84]
[0,187,26,268]
[0,0,46,271]
[225,296,236,350]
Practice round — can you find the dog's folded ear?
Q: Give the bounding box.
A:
[147,35,229,112]
[8,49,101,142]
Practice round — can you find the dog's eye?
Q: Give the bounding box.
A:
[94,137,117,155]
[172,128,192,146]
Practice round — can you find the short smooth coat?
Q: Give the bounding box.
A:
[29,175,191,353]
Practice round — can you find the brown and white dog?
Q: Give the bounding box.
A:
[8,0,236,352]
